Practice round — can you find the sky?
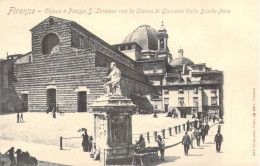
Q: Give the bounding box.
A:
[0,0,259,164]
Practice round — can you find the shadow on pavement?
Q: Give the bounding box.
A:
[193,147,204,149]
[206,142,215,144]
[187,154,203,156]
[152,156,181,165]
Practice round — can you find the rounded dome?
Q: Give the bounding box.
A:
[170,57,194,66]
[123,25,158,51]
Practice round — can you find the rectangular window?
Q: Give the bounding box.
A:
[193,87,198,94]
[211,97,218,105]
[164,90,169,95]
[178,89,184,94]
[211,87,217,93]
[178,97,185,106]
[193,97,198,106]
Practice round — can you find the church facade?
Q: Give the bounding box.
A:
[0,16,223,118]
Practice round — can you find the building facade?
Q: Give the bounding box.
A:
[2,16,223,118]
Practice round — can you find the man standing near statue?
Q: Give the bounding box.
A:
[103,62,122,96]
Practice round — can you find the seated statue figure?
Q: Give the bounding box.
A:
[103,62,122,96]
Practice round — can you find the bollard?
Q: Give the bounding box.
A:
[183,124,185,131]
[168,127,172,136]
[147,132,150,143]
[162,129,165,139]
[153,131,157,140]
[178,125,181,133]
[174,126,178,134]
[60,136,63,150]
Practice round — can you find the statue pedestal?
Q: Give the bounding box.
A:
[91,95,136,165]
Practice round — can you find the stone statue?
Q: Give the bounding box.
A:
[103,62,122,96]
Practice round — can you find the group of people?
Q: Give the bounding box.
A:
[81,130,93,152]
[182,121,223,156]
[16,112,24,123]
[166,110,178,119]
[2,147,37,166]
[135,134,166,161]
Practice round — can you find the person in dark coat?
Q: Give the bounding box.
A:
[186,120,190,131]
[17,112,20,123]
[194,119,198,129]
[214,131,223,152]
[195,129,201,147]
[52,106,56,118]
[201,126,206,144]
[153,112,158,118]
[136,135,146,151]
[20,113,24,123]
[82,130,89,152]
[182,132,191,155]
[205,122,210,135]
[5,147,16,166]
[213,115,216,123]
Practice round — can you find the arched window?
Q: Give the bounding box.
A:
[42,33,60,54]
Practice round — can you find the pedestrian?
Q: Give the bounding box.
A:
[213,115,216,123]
[198,120,203,129]
[4,147,16,166]
[20,113,24,123]
[153,112,158,118]
[17,112,20,123]
[194,119,198,129]
[201,126,206,144]
[195,129,201,147]
[88,136,93,152]
[156,135,165,161]
[209,115,212,122]
[52,106,56,118]
[186,120,190,131]
[214,131,223,152]
[182,132,191,155]
[176,113,178,119]
[82,130,89,152]
[136,134,146,151]
[205,122,210,135]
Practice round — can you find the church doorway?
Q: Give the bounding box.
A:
[21,94,28,112]
[77,91,87,112]
[47,89,56,111]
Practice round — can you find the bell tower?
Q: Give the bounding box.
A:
[157,21,172,63]
[157,21,168,51]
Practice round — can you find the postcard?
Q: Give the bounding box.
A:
[0,0,258,166]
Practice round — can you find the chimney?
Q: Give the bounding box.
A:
[178,49,184,58]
